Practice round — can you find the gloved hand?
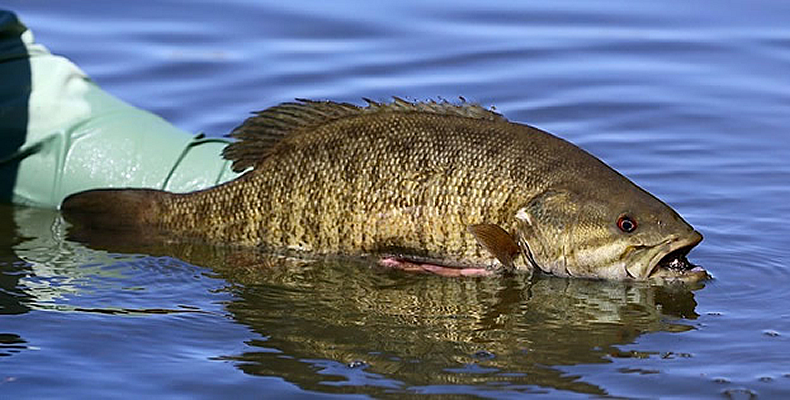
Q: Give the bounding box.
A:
[0,10,239,209]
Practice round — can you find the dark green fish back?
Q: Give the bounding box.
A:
[222,98,507,172]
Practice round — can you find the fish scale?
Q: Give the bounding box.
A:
[62,98,705,281]
[159,108,526,263]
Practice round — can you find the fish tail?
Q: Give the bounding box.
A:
[60,188,170,232]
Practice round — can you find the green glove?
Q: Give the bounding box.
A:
[0,11,240,209]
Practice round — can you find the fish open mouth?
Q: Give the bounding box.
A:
[647,231,707,282]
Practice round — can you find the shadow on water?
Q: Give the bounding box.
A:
[0,204,32,315]
[0,204,32,360]
[49,206,704,396]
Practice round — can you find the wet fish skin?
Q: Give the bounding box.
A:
[61,98,704,281]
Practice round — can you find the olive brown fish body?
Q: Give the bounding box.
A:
[61,99,705,282]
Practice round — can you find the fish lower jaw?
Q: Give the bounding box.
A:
[649,265,709,283]
[646,232,706,283]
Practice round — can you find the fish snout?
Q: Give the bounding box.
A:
[642,229,705,282]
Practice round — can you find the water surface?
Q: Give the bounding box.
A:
[2,0,790,398]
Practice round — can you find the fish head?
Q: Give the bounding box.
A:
[515,186,705,283]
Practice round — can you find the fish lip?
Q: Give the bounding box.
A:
[645,230,704,281]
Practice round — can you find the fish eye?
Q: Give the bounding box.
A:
[617,215,637,233]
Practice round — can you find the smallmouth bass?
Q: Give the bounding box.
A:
[62,98,705,282]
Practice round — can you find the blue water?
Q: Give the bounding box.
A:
[2,0,790,398]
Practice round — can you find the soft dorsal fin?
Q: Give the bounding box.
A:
[222,98,506,172]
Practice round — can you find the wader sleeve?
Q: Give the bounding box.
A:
[0,10,240,209]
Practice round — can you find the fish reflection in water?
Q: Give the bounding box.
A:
[69,224,701,394]
[216,257,700,395]
[4,206,702,395]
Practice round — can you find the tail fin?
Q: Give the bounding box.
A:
[61,188,169,232]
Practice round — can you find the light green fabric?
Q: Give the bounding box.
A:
[0,11,239,209]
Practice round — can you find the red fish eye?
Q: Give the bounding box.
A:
[617,215,637,233]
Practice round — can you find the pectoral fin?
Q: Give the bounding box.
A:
[467,223,521,271]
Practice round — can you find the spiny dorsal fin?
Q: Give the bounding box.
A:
[222,97,505,172]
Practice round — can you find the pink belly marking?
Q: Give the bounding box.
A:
[378,257,493,277]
